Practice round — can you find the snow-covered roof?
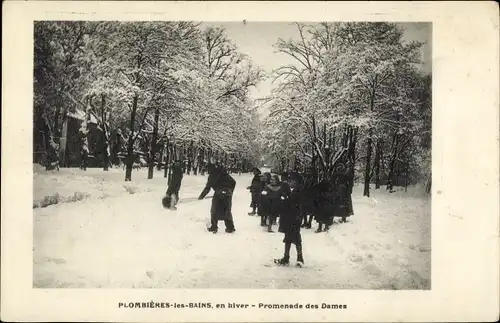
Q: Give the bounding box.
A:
[67,108,99,124]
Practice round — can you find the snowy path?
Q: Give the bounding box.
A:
[33,168,430,289]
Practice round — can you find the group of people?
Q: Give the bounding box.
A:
[194,163,305,266]
[163,160,353,267]
[247,164,353,234]
[244,164,353,266]
[247,170,306,266]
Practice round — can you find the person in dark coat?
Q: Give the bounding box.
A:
[280,172,292,203]
[275,172,304,266]
[300,167,317,229]
[273,172,292,225]
[261,174,288,233]
[199,164,236,234]
[258,172,271,227]
[332,162,351,223]
[247,167,262,215]
[164,160,184,210]
[312,179,335,233]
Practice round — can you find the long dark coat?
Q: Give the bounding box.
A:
[260,182,287,218]
[279,187,303,244]
[249,173,262,208]
[311,180,335,226]
[301,174,316,216]
[257,175,270,216]
[332,171,351,219]
[199,167,236,221]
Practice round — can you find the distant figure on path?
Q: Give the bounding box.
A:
[199,164,236,234]
[163,160,184,210]
[247,167,262,215]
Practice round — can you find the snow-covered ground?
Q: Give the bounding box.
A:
[33,165,431,289]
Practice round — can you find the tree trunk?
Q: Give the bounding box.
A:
[101,95,111,171]
[199,147,205,175]
[395,160,401,187]
[348,126,357,215]
[125,95,138,181]
[386,132,399,192]
[364,83,377,197]
[103,142,110,171]
[193,155,198,175]
[59,110,69,167]
[192,145,198,175]
[425,174,431,195]
[53,104,61,141]
[363,132,373,197]
[374,139,381,189]
[111,134,118,166]
[404,160,409,193]
[187,141,194,175]
[163,141,170,178]
[39,113,52,164]
[147,108,160,179]
[181,145,185,165]
[323,124,331,177]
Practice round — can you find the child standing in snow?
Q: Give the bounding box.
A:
[275,172,304,266]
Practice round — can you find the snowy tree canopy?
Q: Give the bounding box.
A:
[261,22,431,192]
[34,21,265,179]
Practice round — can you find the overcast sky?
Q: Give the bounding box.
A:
[200,22,432,101]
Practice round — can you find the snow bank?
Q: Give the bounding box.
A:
[33,166,165,208]
[33,168,430,289]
